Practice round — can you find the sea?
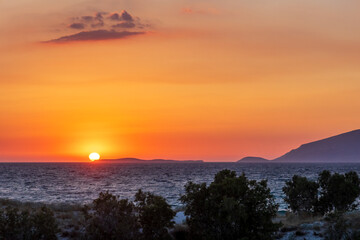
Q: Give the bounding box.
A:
[1,162,360,211]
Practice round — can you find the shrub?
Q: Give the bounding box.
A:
[83,190,175,240]
[83,191,140,240]
[31,207,59,240]
[318,170,360,214]
[0,206,58,240]
[180,169,280,240]
[31,206,58,240]
[135,189,175,240]
[171,225,190,240]
[0,207,29,240]
[283,175,319,214]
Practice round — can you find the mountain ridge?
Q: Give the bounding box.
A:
[238,129,360,163]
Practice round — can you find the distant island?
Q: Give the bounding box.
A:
[237,157,270,163]
[238,129,360,163]
[98,158,204,163]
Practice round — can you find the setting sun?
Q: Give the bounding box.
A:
[89,152,100,161]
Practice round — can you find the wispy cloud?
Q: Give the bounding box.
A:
[112,22,136,29]
[45,10,150,43]
[69,23,85,29]
[46,30,144,43]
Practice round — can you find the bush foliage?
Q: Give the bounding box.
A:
[0,206,58,240]
[283,170,360,216]
[83,191,140,240]
[135,189,175,240]
[180,169,280,240]
[83,190,175,240]
[318,170,360,214]
[283,175,319,214]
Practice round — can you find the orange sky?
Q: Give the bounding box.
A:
[1,0,360,162]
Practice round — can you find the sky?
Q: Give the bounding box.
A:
[1,0,360,162]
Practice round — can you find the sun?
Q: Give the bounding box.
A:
[89,152,100,161]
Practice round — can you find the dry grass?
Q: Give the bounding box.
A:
[0,198,85,239]
[344,211,360,229]
[0,198,82,212]
[276,212,323,228]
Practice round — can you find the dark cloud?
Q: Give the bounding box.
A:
[46,30,144,43]
[91,22,105,28]
[109,13,121,21]
[121,11,133,21]
[45,10,150,43]
[72,11,139,29]
[94,12,104,21]
[92,12,105,28]
[69,23,85,29]
[109,11,133,22]
[81,16,94,22]
[112,22,136,28]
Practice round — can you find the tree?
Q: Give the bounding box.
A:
[180,169,280,240]
[318,170,360,214]
[83,191,140,240]
[283,175,319,214]
[135,189,175,240]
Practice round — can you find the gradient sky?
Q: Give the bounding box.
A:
[1,0,360,162]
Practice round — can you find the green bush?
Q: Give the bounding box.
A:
[283,175,319,214]
[0,206,58,240]
[318,170,360,214]
[180,169,280,240]
[282,171,360,216]
[83,190,176,240]
[31,206,59,240]
[83,191,140,240]
[135,189,175,240]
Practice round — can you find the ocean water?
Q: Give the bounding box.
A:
[0,162,360,211]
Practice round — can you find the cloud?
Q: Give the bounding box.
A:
[112,22,136,28]
[70,10,146,30]
[46,30,144,43]
[91,12,105,28]
[91,22,104,28]
[81,16,94,22]
[120,11,133,21]
[95,12,104,20]
[109,13,121,21]
[45,10,151,43]
[109,11,134,22]
[69,23,85,29]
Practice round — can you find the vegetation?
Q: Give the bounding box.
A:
[135,189,175,240]
[324,214,351,240]
[283,175,319,214]
[2,169,360,239]
[83,191,140,240]
[318,170,360,214]
[283,170,360,216]
[180,169,280,240]
[0,206,58,240]
[83,190,175,240]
